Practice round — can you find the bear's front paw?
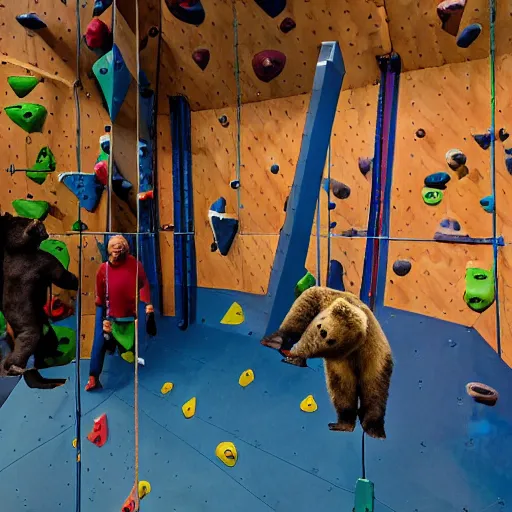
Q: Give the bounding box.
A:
[328,421,356,432]
[362,420,386,439]
[7,365,26,376]
[261,333,283,350]
[281,356,307,368]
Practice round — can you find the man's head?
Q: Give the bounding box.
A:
[107,235,129,264]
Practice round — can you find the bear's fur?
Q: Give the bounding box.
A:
[261,286,393,439]
[0,213,79,375]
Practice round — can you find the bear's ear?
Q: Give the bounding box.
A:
[331,298,368,335]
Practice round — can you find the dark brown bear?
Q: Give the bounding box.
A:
[261,287,393,439]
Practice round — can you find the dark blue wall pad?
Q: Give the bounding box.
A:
[210,215,239,256]
[327,260,345,291]
[58,172,104,213]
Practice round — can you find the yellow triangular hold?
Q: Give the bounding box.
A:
[182,397,196,418]
[220,302,245,325]
[161,382,174,394]
[239,369,254,387]
[215,442,238,467]
[138,480,152,499]
[300,395,318,413]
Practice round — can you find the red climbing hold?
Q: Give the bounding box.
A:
[44,296,73,321]
[85,18,112,52]
[192,48,210,70]
[252,50,286,83]
[121,484,140,512]
[280,17,296,34]
[87,413,108,447]
[437,0,467,36]
[94,160,109,186]
[138,190,154,201]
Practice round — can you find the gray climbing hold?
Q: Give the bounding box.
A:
[393,260,412,277]
[445,149,467,169]
[331,179,350,200]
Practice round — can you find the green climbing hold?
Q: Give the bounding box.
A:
[422,187,443,205]
[27,146,56,185]
[40,239,70,269]
[72,220,88,231]
[464,267,495,313]
[354,478,374,512]
[7,76,40,98]
[4,103,48,133]
[0,311,6,338]
[112,319,135,351]
[295,271,316,298]
[42,324,76,367]
[12,199,50,220]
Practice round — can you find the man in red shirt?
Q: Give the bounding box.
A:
[85,235,156,391]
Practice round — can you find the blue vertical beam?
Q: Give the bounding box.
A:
[264,42,345,335]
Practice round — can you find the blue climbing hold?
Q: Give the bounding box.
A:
[16,13,47,30]
[392,260,412,277]
[440,218,461,231]
[210,214,239,256]
[456,23,482,48]
[100,134,110,155]
[58,173,104,213]
[139,139,152,193]
[321,178,330,194]
[210,197,227,214]
[327,260,345,291]
[270,164,280,175]
[424,172,451,190]
[230,180,240,189]
[254,0,286,18]
[506,157,512,175]
[329,221,337,229]
[93,0,113,16]
[480,195,494,213]
[328,201,336,211]
[473,133,491,150]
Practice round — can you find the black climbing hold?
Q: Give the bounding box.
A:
[165,0,206,25]
[280,17,296,33]
[16,13,47,30]
[358,157,373,176]
[499,128,509,142]
[93,0,113,16]
[149,26,160,37]
[192,48,210,70]
[270,164,279,175]
[230,180,240,189]
[331,179,350,200]
[254,0,286,18]
[210,242,218,252]
[416,128,426,138]
[252,50,286,83]
[283,196,288,212]
[473,133,491,150]
[456,23,482,48]
[218,115,229,127]
[392,260,412,277]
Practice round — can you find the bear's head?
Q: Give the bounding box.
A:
[290,297,368,360]
[0,213,49,252]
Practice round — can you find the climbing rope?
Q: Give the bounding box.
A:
[232,1,242,217]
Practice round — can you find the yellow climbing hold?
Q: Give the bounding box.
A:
[239,369,254,387]
[72,438,77,448]
[215,442,238,467]
[121,351,135,363]
[300,395,318,413]
[77,453,81,462]
[161,382,174,394]
[182,397,196,418]
[220,302,244,325]
[138,480,152,499]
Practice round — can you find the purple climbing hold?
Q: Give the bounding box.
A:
[254,0,286,18]
[456,23,482,48]
[270,164,280,175]
[192,48,210,70]
[393,260,412,277]
[358,157,373,177]
[331,179,351,200]
[280,17,296,33]
[165,0,205,26]
[252,50,286,83]
[16,13,47,30]
[473,133,491,150]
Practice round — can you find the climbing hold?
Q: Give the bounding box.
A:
[138,190,154,201]
[94,160,108,186]
[440,218,461,231]
[192,48,210,70]
[328,201,336,211]
[218,115,229,127]
[327,260,345,291]
[210,242,218,252]
[437,0,467,36]
[93,0,113,16]
[331,179,351,200]
[138,481,152,500]
[161,382,174,394]
[473,133,491,150]
[280,17,296,33]
[215,442,238,467]
[59,173,104,212]
[295,271,316,298]
[27,146,56,185]
[121,484,139,512]
[12,199,49,220]
[72,438,77,448]
[100,133,110,155]
[506,157,512,175]
[422,187,443,206]
[208,198,238,256]
[445,149,467,169]
[230,179,240,189]
[435,217,473,242]
[239,369,254,387]
[72,220,88,231]
[165,0,205,25]
[92,45,131,122]
[254,0,286,18]
[416,128,426,138]
[464,267,495,313]
[499,128,509,142]
[7,76,40,98]
[456,23,482,48]
[43,296,74,322]
[40,239,70,269]
[424,172,451,190]
[87,413,108,447]
[15,13,47,30]
[466,382,499,406]
[329,221,337,229]
[480,195,494,213]
[358,157,373,177]
[270,164,280,174]
[84,18,112,54]
[392,260,412,277]
[182,397,196,419]
[252,50,286,83]
[0,311,6,338]
[300,394,318,413]
[354,478,375,512]
[42,324,76,367]
[220,302,245,325]
[4,104,48,133]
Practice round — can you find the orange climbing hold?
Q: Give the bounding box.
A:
[87,413,108,447]
[437,0,466,36]
[121,484,140,512]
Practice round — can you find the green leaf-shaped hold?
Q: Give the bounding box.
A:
[295,271,316,298]
[72,220,88,231]
[7,76,40,98]
[40,239,70,269]
[42,325,76,368]
[27,146,56,185]
[12,199,50,220]
[4,103,48,133]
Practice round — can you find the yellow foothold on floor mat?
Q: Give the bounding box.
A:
[239,369,254,387]
[138,480,152,499]
[182,397,196,418]
[121,351,135,363]
[300,395,318,412]
[215,442,238,467]
[220,302,245,325]
[72,438,77,448]
[161,382,174,394]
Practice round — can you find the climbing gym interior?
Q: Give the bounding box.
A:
[0,0,511,511]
